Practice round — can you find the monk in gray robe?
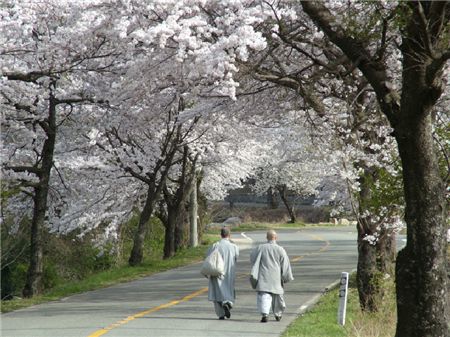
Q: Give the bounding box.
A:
[250,229,294,322]
[207,227,239,319]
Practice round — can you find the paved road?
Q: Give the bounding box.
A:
[1,227,359,337]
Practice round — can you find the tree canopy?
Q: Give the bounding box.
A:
[1,1,448,335]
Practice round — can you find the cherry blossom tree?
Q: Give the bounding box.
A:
[137,1,449,334]
[1,0,127,297]
[88,76,200,264]
[299,2,450,335]
[250,118,337,223]
[232,3,406,310]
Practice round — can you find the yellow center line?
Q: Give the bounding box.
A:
[88,233,329,336]
[291,233,330,263]
[291,255,304,262]
[86,287,208,337]
[237,272,251,279]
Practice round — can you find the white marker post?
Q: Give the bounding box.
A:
[337,272,349,326]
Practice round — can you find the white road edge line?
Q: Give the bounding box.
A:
[241,232,253,241]
[296,269,357,316]
[296,294,322,315]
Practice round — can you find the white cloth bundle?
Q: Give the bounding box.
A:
[201,244,225,277]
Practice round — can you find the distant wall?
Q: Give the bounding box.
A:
[224,190,315,206]
[209,201,330,224]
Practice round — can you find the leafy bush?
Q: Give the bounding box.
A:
[1,263,28,300]
[1,217,30,299]
[1,211,177,300]
[42,262,61,290]
[120,214,166,260]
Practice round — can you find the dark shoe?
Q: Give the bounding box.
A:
[260,315,268,323]
[219,316,225,320]
[275,315,282,321]
[223,303,231,319]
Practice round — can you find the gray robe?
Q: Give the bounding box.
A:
[207,238,239,302]
[250,240,294,295]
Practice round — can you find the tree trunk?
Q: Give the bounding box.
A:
[356,232,380,311]
[128,184,157,266]
[23,187,46,298]
[128,145,175,266]
[278,185,296,223]
[267,187,279,209]
[196,173,207,243]
[394,112,448,337]
[189,173,198,247]
[377,229,396,276]
[355,167,397,310]
[163,146,197,254]
[356,219,382,313]
[174,204,187,251]
[23,95,57,298]
[355,169,382,311]
[163,210,176,259]
[393,6,449,332]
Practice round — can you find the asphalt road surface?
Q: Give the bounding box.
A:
[1,227,360,337]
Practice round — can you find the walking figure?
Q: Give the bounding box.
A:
[206,227,239,319]
[250,230,294,322]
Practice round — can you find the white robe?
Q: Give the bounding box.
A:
[207,238,239,303]
[250,240,294,294]
[257,291,286,316]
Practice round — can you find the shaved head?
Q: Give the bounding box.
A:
[221,227,230,238]
[267,230,277,241]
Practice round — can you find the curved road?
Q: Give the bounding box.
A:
[1,227,360,337]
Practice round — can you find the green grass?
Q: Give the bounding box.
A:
[282,274,397,337]
[1,234,216,313]
[282,286,358,337]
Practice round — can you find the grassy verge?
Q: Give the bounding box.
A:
[1,234,216,313]
[282,279,358,337]
[282,274,397,337]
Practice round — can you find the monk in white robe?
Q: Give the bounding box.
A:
[250,230,294,322]
[207,227,239,319]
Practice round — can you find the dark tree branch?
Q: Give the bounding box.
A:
[3,165,41,175]
[427,1,448,42]
[4,71,44,83]
[124,166,152,185]
[300,0,400,126]
[52,164,69,190]
[415,2,434,56]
